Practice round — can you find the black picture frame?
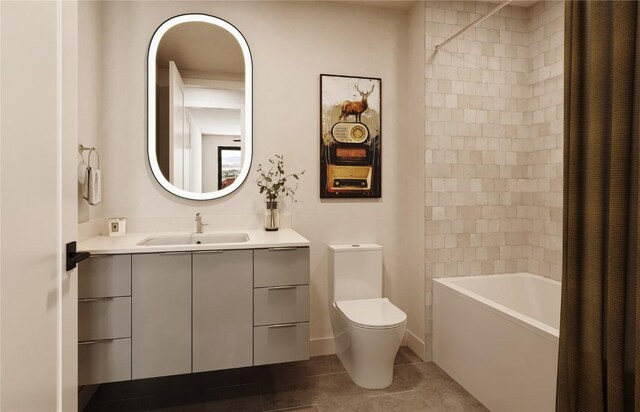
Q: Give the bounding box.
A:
[217,146,241,190]
[320,74,382,198]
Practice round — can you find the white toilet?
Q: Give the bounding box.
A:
[328,244,406,389]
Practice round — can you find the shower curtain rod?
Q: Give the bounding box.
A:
[435,0,513,51]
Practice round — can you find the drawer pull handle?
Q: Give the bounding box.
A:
[88,254,113,258]
[267,286,297,291]
[159,251,189,255]
[192,250,223,254]
[267,323,297,329]
[78,297,115,302]
[78,339,115,345]
[267,247,298,252]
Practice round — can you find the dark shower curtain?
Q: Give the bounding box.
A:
[557,1,640,411]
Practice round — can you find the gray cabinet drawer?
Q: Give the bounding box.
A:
[79,255,131,299]
[253,285,309,326]
[254,247,309,287]
[254,322,309,366]
[78,297,131,342]
[78,338,131,385]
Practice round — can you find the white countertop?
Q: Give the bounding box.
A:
[78,229,310,255]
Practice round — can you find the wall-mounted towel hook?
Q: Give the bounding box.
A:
[79,144,100,169]
[78,144,95,153]
[87,149,100,170]
[80,144,102,206]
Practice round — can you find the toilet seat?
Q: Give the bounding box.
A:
[336,298,406,330]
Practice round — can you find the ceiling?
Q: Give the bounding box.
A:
[342,1,417,11]
[155,0,540,75]
[487,0,537,7]
[157,22,245,75]
[341,0,537,11]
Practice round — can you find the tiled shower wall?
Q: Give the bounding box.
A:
[424,0,564,359]
[525,0,564,280]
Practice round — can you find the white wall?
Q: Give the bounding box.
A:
[89,1,426,355]
[78,0,103,223]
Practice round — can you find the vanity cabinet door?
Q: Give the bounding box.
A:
[132,252,191,379]
[192,250,253,372]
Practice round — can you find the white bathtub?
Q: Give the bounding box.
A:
[433,273,560,412]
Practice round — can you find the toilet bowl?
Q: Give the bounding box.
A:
[328,244,407,389]
[330,297,406,389]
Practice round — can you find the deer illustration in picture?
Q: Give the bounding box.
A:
[339,82,375,123]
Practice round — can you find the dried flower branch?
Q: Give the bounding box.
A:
[256,154,305,202]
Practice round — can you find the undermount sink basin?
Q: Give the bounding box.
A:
[137,233,249,246]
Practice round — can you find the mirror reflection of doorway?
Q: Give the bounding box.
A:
[217,146,241,190]
[152,18,248,197]
[159,60,245,193]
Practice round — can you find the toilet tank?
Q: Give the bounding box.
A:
[329,244,382,302]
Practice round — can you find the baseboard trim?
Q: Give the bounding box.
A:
[309,330,425,359]
[310,337,336,357]
[405,330,426,360]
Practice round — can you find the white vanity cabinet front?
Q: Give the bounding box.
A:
[192,250,253,372]
[132,252,192,379]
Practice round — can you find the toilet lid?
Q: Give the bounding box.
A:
[336,298,406,330]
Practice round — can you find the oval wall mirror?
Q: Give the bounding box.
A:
[147,14,252,200]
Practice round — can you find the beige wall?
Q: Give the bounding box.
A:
[405,0,426,355]
[85,1,426,355]
[78,0,103,223]
[423,0,563,359]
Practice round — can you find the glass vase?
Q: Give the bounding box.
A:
[264,201,279,231]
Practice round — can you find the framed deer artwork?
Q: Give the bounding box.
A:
[320,74,382,198]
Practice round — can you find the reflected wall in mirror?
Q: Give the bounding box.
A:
[148,14,252,200]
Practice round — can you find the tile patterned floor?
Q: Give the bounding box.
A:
[85,348,488,412]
